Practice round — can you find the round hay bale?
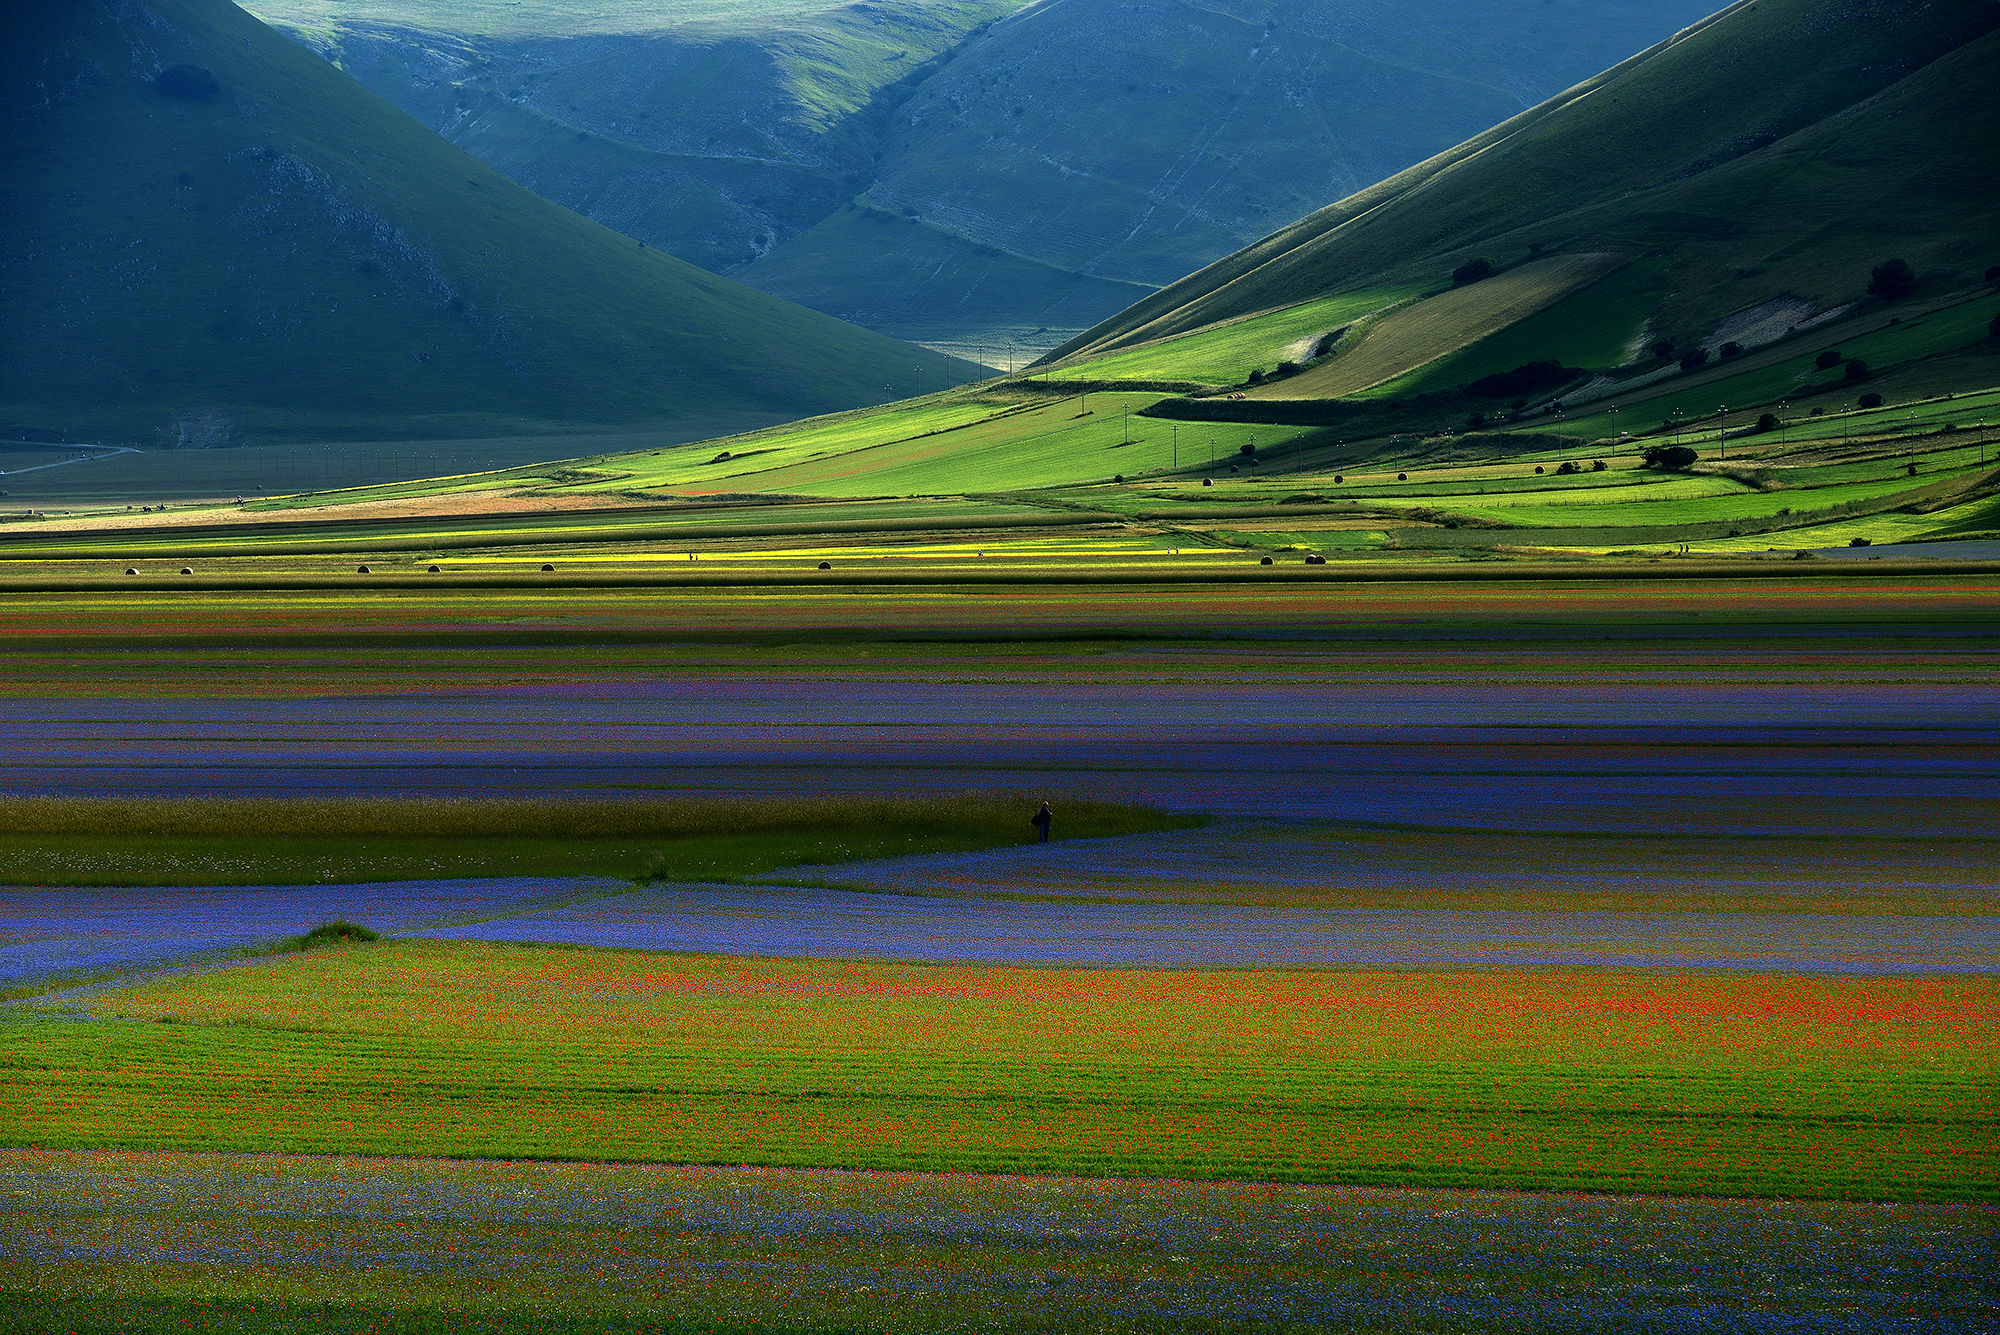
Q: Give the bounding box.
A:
[1202,477,1213,487]
[356,565,371,574]
[427,564,441,573]
[1333,475,1344,483]
[1397,472,1408,481]
[179,567,193,575]
[124,567,138,576]
[1304,554,1326,565]
[540,563,555,572]
[817,560,833,570]
[1259,556,1273,565]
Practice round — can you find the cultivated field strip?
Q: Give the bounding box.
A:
[6,943,1992,1199]
[5,1150,1994,1333]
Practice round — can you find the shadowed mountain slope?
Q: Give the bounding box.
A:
[1053,0,2000,366]
[247,0,1721,356]
[0,0,967,445]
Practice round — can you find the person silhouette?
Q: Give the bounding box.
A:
[1031,801,1053,843]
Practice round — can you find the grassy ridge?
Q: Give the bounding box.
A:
[1055,0,1999,375]
[8,943,1992,1199]
[0,796,1186,886]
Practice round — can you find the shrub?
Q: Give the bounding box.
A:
[1452,258,1495,285]
[155,65,219,99]
[1859,392,1885,408]
[1815,349,1843,370]
[1245,369,1264,385]
[1987,265,2000,283]
[1591,460,1607,472]
[1238,442,1255,456]
[1275,360,1300,376]
[1756,412,1779,432]
[1846,358,1869,381]
[1642,444,1699,470]
[1680,348,1710,371]
[1720,341,1743,358]
[1867,258,1916,300]
[1555,461,1581,475]
[292,922,379,950]
[1649,339,1676,359]
[1849,537,1872,547]
[1465,413,1486,429]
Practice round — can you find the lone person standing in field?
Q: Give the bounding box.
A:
[1031,801,1053,843]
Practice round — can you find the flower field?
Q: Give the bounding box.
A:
[2,1150,1992,1333]
[6,941,1993,1201]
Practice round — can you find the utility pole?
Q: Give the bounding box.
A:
[1173,424,1179,469]
[1718,406,1727,459]
[1123,401,1129,444]
[915,365,922,398]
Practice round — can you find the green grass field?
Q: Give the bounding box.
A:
[1038,286,1423,387]
[0,795,1184,888]
[1258,255,1626,400]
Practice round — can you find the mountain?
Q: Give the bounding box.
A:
[245,0,1724,357]
[0,0,973,446]
[1053,0,2000,371]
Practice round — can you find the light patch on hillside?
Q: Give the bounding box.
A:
[1252,253,1626,400]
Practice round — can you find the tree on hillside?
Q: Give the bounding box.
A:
[1641,444,1699,470]
[1720,341,1744,358]
[1757,413,1779,432]
[1452,258,1495,285]
[1846,358,1870,381]
[1815,349,1843,370]
[1859,392,1885,408]
[1868,258,1916,300]
[1680,348,1710,371]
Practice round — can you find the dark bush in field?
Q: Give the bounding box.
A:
[155,65,219,99]
[1592,460,1607,471]
[1238,442,1255,456]
[277,921,380,953]
[1846,359,1870,381]
[1859,392,1884,408]
[1275,361,1300,376]
[1642,444,1699,470]
[1849,537,1872,547]
[1649,339,1676,359]
[1867,258,1916,300]
[1757,413,1780,432]
[1245,369,1264,385]
[1451,258,1494,285]
[1816,349,1843,370]
[1468,360,1573,398]
[1556,461,1581,475]
[1679,348,1710,371]
[1720,341,1743,358]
